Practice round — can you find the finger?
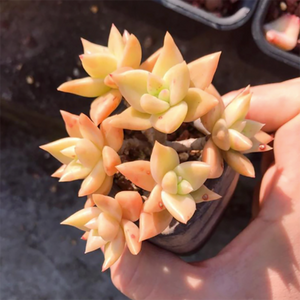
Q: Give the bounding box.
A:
[222,78,300,132]
[110,242,207,300]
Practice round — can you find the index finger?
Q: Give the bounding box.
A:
[222,78,300,132]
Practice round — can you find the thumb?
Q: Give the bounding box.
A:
[258,112,300,221]
[110,242,208,300]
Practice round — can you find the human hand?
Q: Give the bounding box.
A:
[109,78,300,300]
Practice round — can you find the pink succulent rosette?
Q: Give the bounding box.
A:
[57,25,142,125]
[40,112,123,197]
[117,142,221,241]
[109,32,221,134]
[264,14,300,51]
[201,86,273,178]
[61,192,143,271]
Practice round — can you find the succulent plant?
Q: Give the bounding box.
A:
[41,26,273,271]
[57,25,142,125]
[109,32,220,133]
[61,192,143,271]
[264,14,300,51]
[116,142,221,240]
[201,86,273,178]
[40,111,123,196]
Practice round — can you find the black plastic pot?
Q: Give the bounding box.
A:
[150,165,239,255]
[154,0,258,30]
[252,0,300,69]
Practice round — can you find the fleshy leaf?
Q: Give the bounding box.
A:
[93,194,122,222]
[100,117,124,152]
[75,138,101,168]
[78,160,106,196]
[51,164,66,178]
[173,161,210,191]
[116,161,156,192]
[118,34,142,69]
[177,180,193,195]
[115,191,143,222]
[184,88,219,122]
[241,120,265,138]
[222,150,255,177]
[90,90,122,125]
[102,229,125,271]
[59,160,91,182]
[147,73,165,95]
[112,70,149,112]
[139,210,173,241]
[61,207,101,231]
[143,184,165,213]
[228,129,253,151]
[85,229,106,253]
[188,52,221,90]
[98,212,120,242]
[140,48,162,72]
[60,145,76,159]
[223,93,251,128]
[150,141,179,184]
[93,175,113,196]
[57,77,110,98]
[150,101,188,134]
[254,131,274,144]
[78,114,104,150]
[109,107,151,131]
[81,38,109,54]
[163,61,190,106]
[152,32,183,78]
[121,220,142,255]
[84,218,98,230]
[191,185,221,203]
[102,146,121,176]
[202,138,224,179]
[60,111,82,138]
[108,24,125,59]
[243,137,273,154]
[140,94,170,115]
[40,137,80,164]
[201,85,225,133]
[230,120,246,132]
[161,170,178,194]
[80,53,117,78]
[161,191,196,224]
[212,118,230,151]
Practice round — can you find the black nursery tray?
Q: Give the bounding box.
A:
[252,0,300,69]
[155,0,258,30]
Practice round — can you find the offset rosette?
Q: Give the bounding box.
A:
[40,112,123,196]
[116,142,220,241]
[264,14,300,51]
[57,25,142,125]
[109,32,220,134]
[61,192,143,271]
[202,86,273,178]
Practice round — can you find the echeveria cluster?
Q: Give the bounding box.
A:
[41,25,273,270]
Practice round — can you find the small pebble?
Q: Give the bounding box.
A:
[73,68,80,77]
[179,152,189,162]
[50,185,57,193]
[16,64,23,71]
[71,239,77,246]
[26,76,34,85]
[280,1,287,11]
[90,5,98,14]
[143,36,153,49]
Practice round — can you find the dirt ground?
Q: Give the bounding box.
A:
[0,1,298,299]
